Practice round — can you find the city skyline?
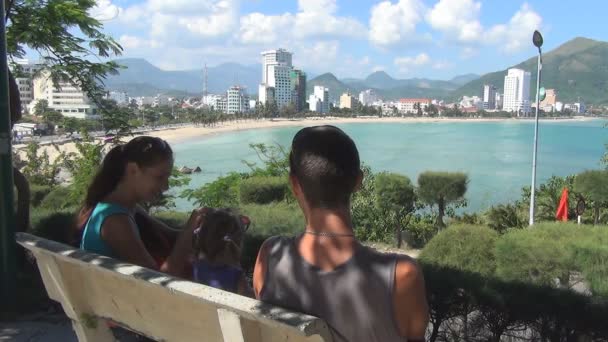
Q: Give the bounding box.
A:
[76,0,608,79]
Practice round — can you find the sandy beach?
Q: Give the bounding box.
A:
[16,116,596,161]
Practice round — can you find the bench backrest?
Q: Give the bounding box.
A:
[17,232,333,342]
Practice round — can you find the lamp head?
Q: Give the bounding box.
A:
[533,30,543,49]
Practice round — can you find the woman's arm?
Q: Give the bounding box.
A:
[135,205,180,234]
[102,210,203,277]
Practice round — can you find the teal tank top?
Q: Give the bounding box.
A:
[80,202,134,258]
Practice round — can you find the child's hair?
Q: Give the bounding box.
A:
[193,208,250,263]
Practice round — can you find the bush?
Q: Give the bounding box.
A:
[239,176,289,205]
[420,224,498,276]
[30,207,78,244]
[241,202,303,237]
[39,186,78,210]
[495,223,582,287]
[485,203,526,233]
[30,184,53,207]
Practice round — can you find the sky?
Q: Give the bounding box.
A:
[86,0,608,80]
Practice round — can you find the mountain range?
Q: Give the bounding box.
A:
[104,37,608,104]
[451,37,608,104]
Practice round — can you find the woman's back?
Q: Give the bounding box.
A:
[80,202,133,257]
[259,236,407,342]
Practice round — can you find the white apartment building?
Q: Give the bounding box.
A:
[359,89,379,106]
[503,68,531,116]
[30,69,98,119]
[483,84,497,110]
[460,96,484,110]
[12,59,44,112]
[495,93,503,110]
[259,48,304,110]
[309,86,329,113]
[107,91,128,105]
[397,98,431,115]
[226,86,249,114]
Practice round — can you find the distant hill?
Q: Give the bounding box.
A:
[104,58,261,96]
[452,37,608,104]
[449,73,480,85]
[308,72,452,101]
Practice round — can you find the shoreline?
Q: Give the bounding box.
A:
[16,116,600,160]
[147,115,598,145]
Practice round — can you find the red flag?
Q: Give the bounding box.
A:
[555,188,569,221]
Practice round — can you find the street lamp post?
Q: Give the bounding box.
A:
[529,30,544,226]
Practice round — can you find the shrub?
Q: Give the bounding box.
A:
[420,224,498,276]
[182,172,243,208]
[485,203,526,233]
[39,186,78,210]
[239,176,289,205]
[495,223,582,287]
[30,184,53,207]
[241,202,303,237]
[30,207,78,244]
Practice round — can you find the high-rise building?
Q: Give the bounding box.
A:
[358,89,378,106]
[226,86,249,114]
[503,68,531,116]
[107,91,128,106]
[290,69,307,112]
[495,92,503,110]
[482,84,497,110]
[309,86,329,113]
[339,93,358,109]
[30,69,98,119]
[12,59,44,111]
[259,48,306,110]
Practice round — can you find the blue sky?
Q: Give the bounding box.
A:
[89,0,607,80]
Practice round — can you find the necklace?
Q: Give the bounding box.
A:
[304,230,355,237]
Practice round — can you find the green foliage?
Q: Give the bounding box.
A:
[574,170,608,223]
[417,171,469,227]
[495,223,582,287]
[241,202,304,237]
[420,225,498,276]
[374,172,416,247]
[239,176,289,205]
[20,141,62,187]
[7,0,123,106]
[243,143,290,177]
[39,186,77,210]
[60,133,105,207]
[33,100,49,116]
[30,207,78,244]
[520,175,577,222]
[182,172,243,208]
[374,172,416,213]
[485,203,526,233]
[30,184,53,207]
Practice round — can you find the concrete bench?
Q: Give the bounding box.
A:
[16,232,333,342]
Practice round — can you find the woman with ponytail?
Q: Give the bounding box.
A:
[77,136,203,277]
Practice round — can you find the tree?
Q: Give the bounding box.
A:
[42,110,63,127]
[574,170,608,224]
[418,171,469,228]
[7,0,123,107]
[374,173,416,247]
[33,99,49,116]
[62,117,80,135]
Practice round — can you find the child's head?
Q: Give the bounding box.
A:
[193,208,250,264]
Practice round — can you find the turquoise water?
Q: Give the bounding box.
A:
[172,119,607,213]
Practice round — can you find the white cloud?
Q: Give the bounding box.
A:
[426,0,482,42]
[90,0,120,21]
[369,0,425,47]
[394,53,431,73]
[239,12,293,44]
[119,35,161,49]
[115,0,238,45]
[293,0,365,39]
[486,3,542,53]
